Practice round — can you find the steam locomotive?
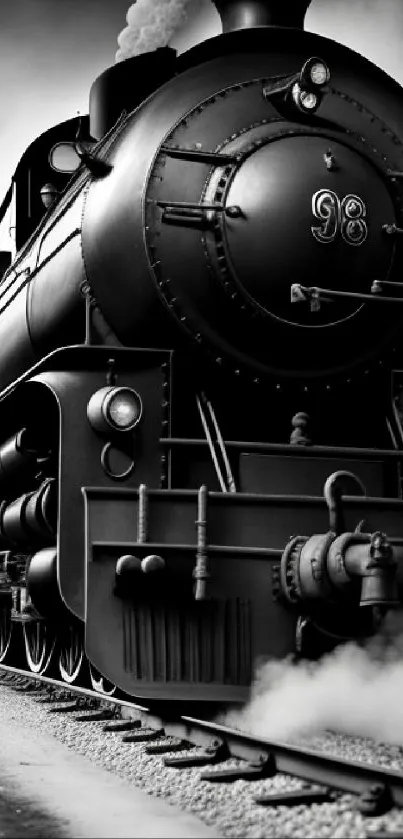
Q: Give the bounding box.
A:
[0,0,403,702]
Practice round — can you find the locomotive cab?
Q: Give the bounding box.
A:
[0,115,94,254]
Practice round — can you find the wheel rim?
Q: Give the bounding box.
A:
[0,605,12,662]
[89,663,116,696]
[58,624,84,684]
[23,621,55,674]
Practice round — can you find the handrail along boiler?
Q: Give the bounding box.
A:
[0,0,403,698]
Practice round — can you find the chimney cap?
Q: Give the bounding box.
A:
[212,0,312,32]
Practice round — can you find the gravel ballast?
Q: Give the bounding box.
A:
[2,680,403,837]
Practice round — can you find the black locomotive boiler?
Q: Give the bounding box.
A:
[0,0,403,701]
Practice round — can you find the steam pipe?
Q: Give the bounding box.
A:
[327,531,400,607]
[323,472,399,607]
[324,470,366,534]
[212,0,312,32]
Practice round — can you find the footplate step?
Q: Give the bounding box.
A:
[201,753,275,783]
[165,741,229,768]
[254,786,334,807]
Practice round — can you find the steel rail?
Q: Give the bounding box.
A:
[0,663,147,712]
[2,663,403,807]
[179,717,403,805]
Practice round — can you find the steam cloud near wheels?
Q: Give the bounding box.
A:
[223,612,403,745]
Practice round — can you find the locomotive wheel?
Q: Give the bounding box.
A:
[88,663,116,696]
[58,623,85,685]
[23,620,55,674]
[0,604,12,662]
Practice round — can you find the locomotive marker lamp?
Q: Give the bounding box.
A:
[300,57,330,90]
[87,386,142,435]
[290,57,330,115]
[262,56,330,114]
[291,84,319,113]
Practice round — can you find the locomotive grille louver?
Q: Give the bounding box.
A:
[213,0,312,31]
[121,598,251,685]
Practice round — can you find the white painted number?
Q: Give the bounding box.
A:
[311,190,368,246]
[341,194,368,246]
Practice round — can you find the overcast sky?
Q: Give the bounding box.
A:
[0,0,403,249]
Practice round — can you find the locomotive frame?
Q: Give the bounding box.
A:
[0,0,403,702]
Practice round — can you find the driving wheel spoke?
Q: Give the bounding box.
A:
[88,663,116,696]
[23,620,55,675]
[58,623,85,684]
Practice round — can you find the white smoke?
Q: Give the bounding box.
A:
[114,0,403,82]
[224,611,403,745]
[115,0,196,62]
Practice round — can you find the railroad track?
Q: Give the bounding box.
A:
[1,662,403,838]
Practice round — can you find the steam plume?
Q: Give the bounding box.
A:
[115,0,195,62]
[224,612,403,745]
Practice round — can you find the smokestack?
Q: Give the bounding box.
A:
[212,0,312,32]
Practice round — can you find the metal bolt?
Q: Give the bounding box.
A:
[324,151,338,171]
[225,205,242,218]
[382,223,403,235]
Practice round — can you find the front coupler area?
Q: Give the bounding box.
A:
[280,471,401,619]
[83,483,303,702]
[83,471,403,701]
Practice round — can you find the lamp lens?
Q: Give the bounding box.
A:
[310,62,329,86]
[107,390,142,430]
[300,89,319,110]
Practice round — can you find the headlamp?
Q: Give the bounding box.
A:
[291,82,320,113]
[309,60,330,87]
[300,57,331,89]
[87,386,142,434]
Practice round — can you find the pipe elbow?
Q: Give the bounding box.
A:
[360,532,399,608]
[328,531,399,608]
[323,471,366,534]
